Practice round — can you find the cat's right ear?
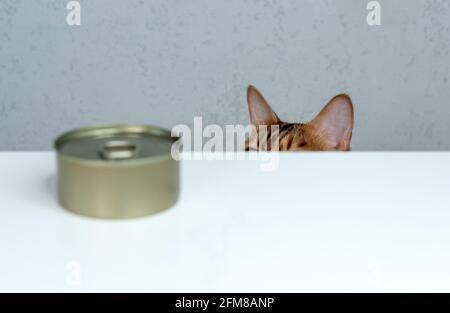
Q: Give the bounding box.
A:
[247,85,280,126]
[309,94,354,151]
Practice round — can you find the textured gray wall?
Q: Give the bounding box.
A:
[1,0,450,150]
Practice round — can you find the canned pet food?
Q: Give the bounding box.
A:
[55,124,180,219]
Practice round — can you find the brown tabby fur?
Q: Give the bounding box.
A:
[245,85,354,151]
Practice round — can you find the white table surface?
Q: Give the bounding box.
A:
[1,152,450,292]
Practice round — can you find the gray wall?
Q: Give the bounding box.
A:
[1,0,450,150]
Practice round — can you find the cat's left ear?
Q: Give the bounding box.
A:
[309,94,354,150]
[247,85,280,126]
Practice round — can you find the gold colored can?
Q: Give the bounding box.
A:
[55,124,180,219]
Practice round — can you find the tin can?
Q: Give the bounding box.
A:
[55,124,180,219]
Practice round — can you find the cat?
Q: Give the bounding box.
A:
[245,85,354,151]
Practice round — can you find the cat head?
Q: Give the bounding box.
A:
[246,85,354,151]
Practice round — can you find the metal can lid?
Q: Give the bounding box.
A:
[55,124,177,161]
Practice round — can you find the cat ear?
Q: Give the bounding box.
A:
[247,85,280,126]
[309,94,354,150]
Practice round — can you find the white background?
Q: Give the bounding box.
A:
[1,152,450,292]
